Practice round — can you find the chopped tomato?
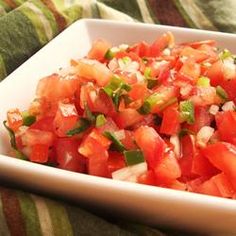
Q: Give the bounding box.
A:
[7,108,23,131]
[134,126,166,169]
[30,144,49,163]
[138,170,156,186]
[160,104,180,135]
[129,41,150,57]
[107,151,126,176]
[30,116,54,132]
[53,102,78,137]
[87,39,111,61]
[55,137,86,173]
[206,60,224,86]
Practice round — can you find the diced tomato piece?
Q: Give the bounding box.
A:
[128,83,148,101]
[129,41,150,57]
[87,39,111,61]
[55,137,86,173]
[149,32,174,57]
[138,170,156,186]
[53,102,78,137]
[134,126,166,169]
[206,60,224,86]
[179,134,197,180]
[198,177,221,197]
[181,40,216,49]
[155,151,181,184]
[36,73,78,102]
[30,144,49,163]
[168,180,186,191]
[187,177,206,193]
[30,116,54,132]
[120,130,137,150]
[97,117,119,134]
[107,151,126,176]
[22,129,54,147]
[7,108,23,131]
[115,108,143,129]
[180,46,209,63]
[179,59,201,82]
[78,129,111,159]
[185,106,213,133]
[202,142,236,190]
[215,111,236,145]
[220,79,236,104]
[160,104,180,135]
[192,151,219,177]
[75,59,112,87]
[88,154,109,177]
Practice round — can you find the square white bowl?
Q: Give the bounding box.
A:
[0,19,236,234]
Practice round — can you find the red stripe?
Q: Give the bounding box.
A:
[148,0,187,27]
[0,187,27,236]
[41,0,67,32]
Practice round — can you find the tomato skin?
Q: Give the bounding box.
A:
[36,73,78,102]
[107,151,126,176]
[53,103,78,137]
[220,79,236,104]
[134,126,166,169]
[128,83,148,101]
[55,137,86,173]
[138,170,156,186]
[115,109,143,129]
[30,116,54,132]
[22,129,54,147]
[7,109,23,131]
[87,39,111,61]
[160,104,180,135]
[215,111,236,145]
[185,106,213,133]
[180,46,209,63]
[120,130,137,150]
[179,59,201,82]
[129,41,150,57]
[206,60,224,86]
[202,142,236,190]
[30,144,49,163]
[155,151,181,185]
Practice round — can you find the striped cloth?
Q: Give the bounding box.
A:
[0,0,236,235]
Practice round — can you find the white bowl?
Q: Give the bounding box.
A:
[0,19,236,234]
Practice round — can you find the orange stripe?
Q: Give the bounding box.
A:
[4,0,17,9]
[0,187,27,236]
[41,0,67,32]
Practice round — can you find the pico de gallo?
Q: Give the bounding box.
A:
[4,32,236,199]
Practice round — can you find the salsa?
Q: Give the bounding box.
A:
[5,32,236,199]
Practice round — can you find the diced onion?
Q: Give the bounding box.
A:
[196,126,215,147]
[163,48,171,56]
[209,104,219,115]
[170,135,181,158]
[222,101,236,111]
[119,44,129,51]
[223,58,236,80]
[112,162,147,182]
[114,130,125,140]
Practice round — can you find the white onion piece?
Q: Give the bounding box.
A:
[108,58,119,71]
[223,58,236,80]
[119,44,129,51]
[222,101,236,111]
[196,126,215,147]
[112,162,147,182]
[170,135,181,158]
[114,130,125,140]
[209,104,219,115]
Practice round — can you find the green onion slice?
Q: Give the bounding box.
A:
[216,86,228,101]
[3,121,27,160]
[197,76,210,87]
[103,131,126,152]
[220,49,232,61]
[67,118,90,136]
[179,100,195,124]
[21,111,36,126]
[124,149,145,166]
[96,114,107,127]
[84,103,96,122]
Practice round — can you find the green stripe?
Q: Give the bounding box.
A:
[19,3,50,45]
[46,199,73,236]
[17,191,42,236]
[98,0,143,21]
[92,1,101,18]
[0,192,10,236]
[0,9,41,75]
[0,54,7,80]
[194,0,236,33]
[173,0,197,28]
[62,4,83,25]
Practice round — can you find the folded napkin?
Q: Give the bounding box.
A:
[0,0,236,235]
